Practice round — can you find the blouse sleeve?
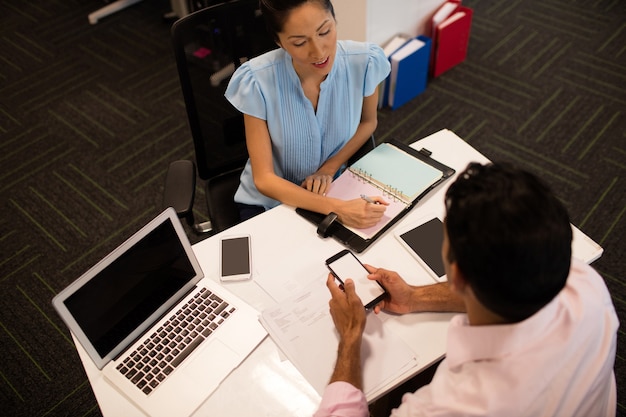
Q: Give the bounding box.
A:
[363,43,391,97]
[224,62,267,120]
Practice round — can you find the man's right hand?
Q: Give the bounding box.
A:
[365,265,466,314]
[364,266,416,314]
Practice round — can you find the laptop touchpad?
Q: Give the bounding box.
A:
[181,339,239,387]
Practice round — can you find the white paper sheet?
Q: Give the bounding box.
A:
[260,276,417,396]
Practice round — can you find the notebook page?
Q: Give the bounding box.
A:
[349,143,443,203]
[326,172,408,239]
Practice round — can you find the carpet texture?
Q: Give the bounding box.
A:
[0,0,624,416]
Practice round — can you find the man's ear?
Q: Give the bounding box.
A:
[447,262,468,295]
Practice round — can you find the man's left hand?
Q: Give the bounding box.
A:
[326,274,366,343]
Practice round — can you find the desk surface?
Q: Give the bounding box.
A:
[75,129,603,416]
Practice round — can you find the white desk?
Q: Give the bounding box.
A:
[75,129,603,416]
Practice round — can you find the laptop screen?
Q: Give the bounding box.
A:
[63,218,196,357]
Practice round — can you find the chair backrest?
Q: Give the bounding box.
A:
[171,0,276,180]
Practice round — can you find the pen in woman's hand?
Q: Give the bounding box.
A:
[360,194,380,204]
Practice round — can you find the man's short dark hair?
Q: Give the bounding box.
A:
[444,162,572,322]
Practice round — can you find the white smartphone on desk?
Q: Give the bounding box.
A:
[220,234,252,281]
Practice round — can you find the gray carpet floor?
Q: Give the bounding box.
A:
[1,0,624,416]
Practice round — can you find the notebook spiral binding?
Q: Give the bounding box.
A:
[349,168,405,203]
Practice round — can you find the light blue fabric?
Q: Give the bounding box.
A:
[225,40,391,209]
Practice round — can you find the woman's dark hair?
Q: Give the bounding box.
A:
[259,0,335,43]
[444,162,572,322]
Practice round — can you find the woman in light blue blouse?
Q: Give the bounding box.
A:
[225,0,391,227]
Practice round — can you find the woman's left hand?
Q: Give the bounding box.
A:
[301,174,333,195]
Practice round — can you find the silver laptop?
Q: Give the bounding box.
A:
[53,208,267,417]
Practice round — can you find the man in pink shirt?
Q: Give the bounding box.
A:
[315,162,618,417]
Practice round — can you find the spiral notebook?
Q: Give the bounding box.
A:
[296,139,455,252]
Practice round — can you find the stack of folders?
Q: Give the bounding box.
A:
[430,0,473,77]
[387,35,431,110]
[377,34,410,109]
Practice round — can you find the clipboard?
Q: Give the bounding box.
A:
[296,139,455,253]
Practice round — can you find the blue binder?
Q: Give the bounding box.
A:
[388,35,431,110]
[379,35,412,109]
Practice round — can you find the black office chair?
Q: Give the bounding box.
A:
[163,0,276,234]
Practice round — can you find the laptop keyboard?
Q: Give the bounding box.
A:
[116,287,235,395]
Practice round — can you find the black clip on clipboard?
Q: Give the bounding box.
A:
[295,139,455,253]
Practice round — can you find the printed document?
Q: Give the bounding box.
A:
[260,276,417,396]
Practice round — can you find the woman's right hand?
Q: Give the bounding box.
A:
[336,197,388,228]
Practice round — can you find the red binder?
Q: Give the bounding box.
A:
[431,4,473,77]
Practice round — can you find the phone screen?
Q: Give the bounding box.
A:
[220,236,251,280]
[326,250,386,309]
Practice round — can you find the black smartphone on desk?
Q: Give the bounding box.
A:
[325,249,387,309]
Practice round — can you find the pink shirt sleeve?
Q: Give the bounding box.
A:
[313,382,369,417]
